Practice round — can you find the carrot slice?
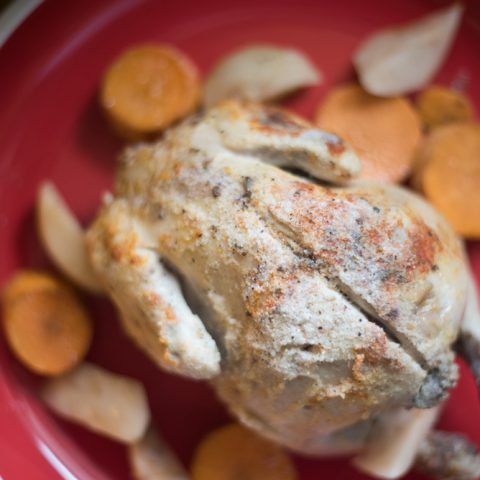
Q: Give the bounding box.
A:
[414,123,480,238]
[100,44,200,140]
[2,269,57,300]
[315,83,422,183]
[191,423,297,480]
[416,85,474,130]
[2,270,93,376]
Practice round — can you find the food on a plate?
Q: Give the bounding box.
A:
[416,85,474,130]
[412,122,480,238]
[315,83,422,182]
[37,182,103,293]
[1,270,92,376]
[203,44,320,108]
[353,406,441,479]
[354,4,463,96]
[415,431,480,480]
[191,423,297,480]
[1,2,479,477]
[100,44,200,140]
[129,425,188,480]
[86,100,475,463]
[42,362,150,443]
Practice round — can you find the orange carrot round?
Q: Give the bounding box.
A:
[414,122,480,238]
[315,83,422,183]
[416,85,474,131]
[191,423,297,480]
[100,44,200,140]
[3,269,56,299]
[2,270,93,376]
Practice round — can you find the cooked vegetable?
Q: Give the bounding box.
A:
[456,268,480,393]
[42,362,150,443]
[354,4,463,96]
[100,44,200,140]
[37,182,103,293]
[2,270,92,376]
[315,83,422,182]
[416,85,474,130]
[203,45,320,108]
[129,425,188,480]
[352,407,441,479]
[191,423,297,480]
[413,122,480,238]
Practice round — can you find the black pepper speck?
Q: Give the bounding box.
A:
[212,185,221,198]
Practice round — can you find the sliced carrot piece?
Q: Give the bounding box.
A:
[100,44,200,140]
[191,423,297,480]
[415,122,480,238]
[2,270,93,376]
[416,85,474,130]
[315,83,422,183]
[2,269,57,300]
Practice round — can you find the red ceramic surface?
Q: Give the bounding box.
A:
[1,0,479,478]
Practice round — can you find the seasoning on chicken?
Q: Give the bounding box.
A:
[86,100,472,456]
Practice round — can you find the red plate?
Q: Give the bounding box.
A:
[1,0,479,478]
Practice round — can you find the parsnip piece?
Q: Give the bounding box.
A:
[37,182,103,293]
[42,363,150,443]
[461,269,480,342]
[204,45,320,107]
[352,406,441,479]
[354,4,463,96]
[129,425,189,480]
[457,268,480,390]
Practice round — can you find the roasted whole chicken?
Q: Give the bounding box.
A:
[86,101,480,474]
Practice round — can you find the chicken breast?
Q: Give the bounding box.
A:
[86,101,468,454]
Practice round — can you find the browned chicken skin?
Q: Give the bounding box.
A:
[86,101,471,455]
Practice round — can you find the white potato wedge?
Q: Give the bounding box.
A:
[129,425,189,480]
[42,362,150,443]
[204,45,321,107]
[354,4,463,96]
[37,182,103,293]
[352,406,441,479]
[457,268,480,390]
[462,268,480,341]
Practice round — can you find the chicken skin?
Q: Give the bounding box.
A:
[86,101,469,454]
